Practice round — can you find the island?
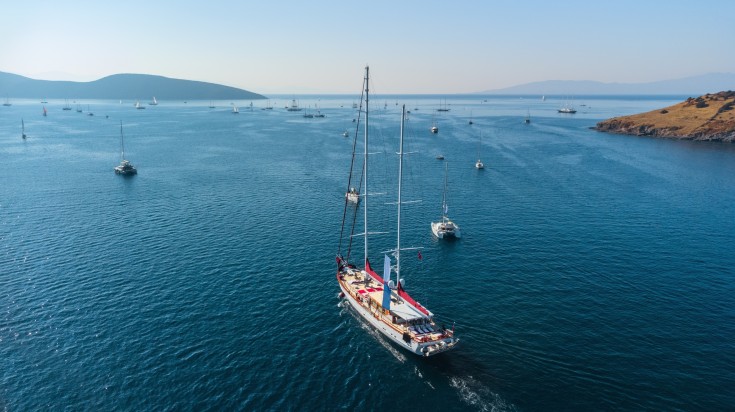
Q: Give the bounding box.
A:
[595,91,735,142]
[0,71,265,100]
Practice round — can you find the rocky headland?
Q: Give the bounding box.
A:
[595,91,735,142]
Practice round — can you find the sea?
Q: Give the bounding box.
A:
[1,94,734,411]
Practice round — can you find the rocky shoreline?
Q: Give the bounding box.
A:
[595,91,735,142]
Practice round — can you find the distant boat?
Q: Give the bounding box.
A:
[524,109,531,124]
[436,154,444,160]
[342,130,349,137]
[87,105,94,116]
[436,99,450,112]
[287,99,302,111]
[135,101,145,110]
[209,101,215,109]
[232,105,239,114]
[41,99,48,104]
[542,95,546,102]
[558,98,576,113]
[62,100,72,110]
[42,106,47,117]
[431,125,438,134]
[262,100,273,110]
[431,163,461,239]
[476,132,485,169]
[76,104,83,113]
[469,110,474,125]
[114,122,137,176]
[22,119,26,139]
[149,96,158,106]
[3,97,11,107]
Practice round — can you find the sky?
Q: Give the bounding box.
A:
[1,0,733,94]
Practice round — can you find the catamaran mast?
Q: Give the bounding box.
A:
[442,163,448,223]
[363,66,370,267]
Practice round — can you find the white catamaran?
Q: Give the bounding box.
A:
[431,163,461,239]
[336,67,458,357]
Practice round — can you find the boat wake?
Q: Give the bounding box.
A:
[449,375,517,412]
[339,297,407,363]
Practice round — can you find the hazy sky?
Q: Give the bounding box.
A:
[1,0,733,94]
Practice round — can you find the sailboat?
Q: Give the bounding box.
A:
[114,122,137,176]
[62,100,72,110]
[232,104,239,114]
[436,99,450,112]
[431,163,461,239]
[3,97,12,107]
[287,99,302,111]
[135,101,146,110]
[76,104,83,113]
[524,109,531,124]
[149,96,158,106]
[336,67,459,357]
[22,119,26,139]
[469,110,474,125]
[475,132,485,169]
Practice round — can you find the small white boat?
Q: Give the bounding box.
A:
[342,130,349,137]
[135,101,145,110]
[431,125,438,134]
[345,187,360,204]
[114,122,137,176]
[287,99,302,111]
[149,96,158,106]
[232,105,239,114]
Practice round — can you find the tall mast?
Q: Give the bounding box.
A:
[120,121,125,161]
[396,105,405,287]
[442,162,448,223]
[363,66,370,267]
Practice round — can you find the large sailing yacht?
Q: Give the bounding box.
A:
[336,67,458,357]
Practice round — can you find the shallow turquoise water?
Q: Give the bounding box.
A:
[1,95,734,410]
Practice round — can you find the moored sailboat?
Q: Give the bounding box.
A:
[114,122,137,176]
[22,119,26,139]
[431,163,461,239]
[336,67,458,357]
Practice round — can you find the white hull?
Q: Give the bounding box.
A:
[337,273,457,357]
[431,221,461,239]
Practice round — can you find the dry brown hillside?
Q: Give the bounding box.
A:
[595,91,735,142]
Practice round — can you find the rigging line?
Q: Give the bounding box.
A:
[342,78,368,262]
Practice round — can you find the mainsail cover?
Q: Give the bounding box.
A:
[381,254,391,310]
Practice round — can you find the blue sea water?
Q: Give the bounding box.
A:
[1,95,734,411]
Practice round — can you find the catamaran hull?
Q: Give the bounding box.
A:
[337,276,457,357]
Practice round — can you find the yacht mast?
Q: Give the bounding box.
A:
[363,66,370,267]
[396,105,405,287]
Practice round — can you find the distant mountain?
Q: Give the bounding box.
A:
[0,72,266,100]
[480,73,735,96]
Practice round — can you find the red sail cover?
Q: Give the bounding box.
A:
[365,259,429,316]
